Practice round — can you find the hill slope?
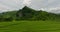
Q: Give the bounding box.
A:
[16,6,60,20]
[0,6,60,21]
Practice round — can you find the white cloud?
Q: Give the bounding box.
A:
[0,0,24,12]
[23,0,31,6]
[0,0,60,13]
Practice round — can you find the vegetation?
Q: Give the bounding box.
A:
[0,6,60,32]
[0,21,60,32]
[0,6,60,21]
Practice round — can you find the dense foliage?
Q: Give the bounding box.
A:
[16,6,60,21]
[0,6,60,21]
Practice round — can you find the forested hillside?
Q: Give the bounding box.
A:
[0,6,60,21]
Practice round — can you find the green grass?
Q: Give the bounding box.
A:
[0,21,60,32]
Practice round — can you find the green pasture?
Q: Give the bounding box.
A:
[0,21,60,32]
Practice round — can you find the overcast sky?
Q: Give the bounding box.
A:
[0,0,60,13]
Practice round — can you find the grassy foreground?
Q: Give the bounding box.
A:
[0,21,60,32]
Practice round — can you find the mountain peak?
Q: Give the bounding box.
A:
[22,6,30,9]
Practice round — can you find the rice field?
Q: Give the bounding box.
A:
[0,21,60,32]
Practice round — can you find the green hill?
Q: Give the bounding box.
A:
[0,6,60,21]
[16,6,60,21]
[0,11,17,18]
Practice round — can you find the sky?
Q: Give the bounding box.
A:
[0,0,60,13]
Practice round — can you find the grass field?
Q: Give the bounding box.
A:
[0,21,60,32]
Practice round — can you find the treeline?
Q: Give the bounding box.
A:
[0,6,60,21]
[0,11,17,21]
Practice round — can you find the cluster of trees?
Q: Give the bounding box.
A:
[0,11,17,21]
[0,6,60,21]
